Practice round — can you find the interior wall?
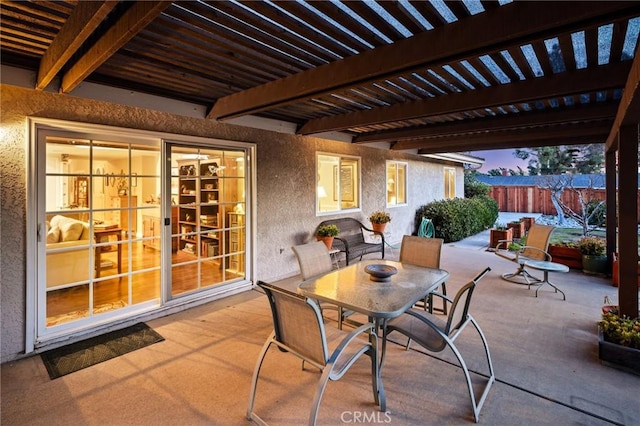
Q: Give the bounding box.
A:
[0,83,459,362]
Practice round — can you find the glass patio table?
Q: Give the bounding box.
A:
[298,259,450,411]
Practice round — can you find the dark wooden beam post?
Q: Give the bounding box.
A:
[605,146,617,269]
[617,124,639,318]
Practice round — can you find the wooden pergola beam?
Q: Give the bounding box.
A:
[60,1,171,94]
[353,102,619,144]
[300,62,630,135]
[208,1,639,121]
[394,120,612,152]
[605,43,640,151]
[414,135,608,155]
[36,1,118,91]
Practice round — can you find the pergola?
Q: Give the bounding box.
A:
[1,0,638,315]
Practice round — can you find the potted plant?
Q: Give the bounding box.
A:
[507,219,525,239]
[316,224,339,250]
[490,223,512,249]
[520,217,535,233]
[598,311,640,374]
[368,210,391,233]
[548,241,583,269]
[578,236,607,275]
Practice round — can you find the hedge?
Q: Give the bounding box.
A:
[415,196,498,243]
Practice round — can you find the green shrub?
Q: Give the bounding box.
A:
[464,172,491,198]
[415,196,498,242]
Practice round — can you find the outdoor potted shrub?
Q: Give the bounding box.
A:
[369,210,391,233]
[490,223,512,249]
[598,311,640,375]
[507,220,525,239]
[548,241,583,269]
[316,224,339,250]
[578,236,607,275]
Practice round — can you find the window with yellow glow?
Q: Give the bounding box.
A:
[317,153,360,214]
[386,161,407,207]
[444,167,456,199]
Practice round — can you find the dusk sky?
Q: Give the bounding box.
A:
[470,149,529,173]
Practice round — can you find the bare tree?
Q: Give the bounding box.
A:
[536,175,568,226]
[537,175,605,235]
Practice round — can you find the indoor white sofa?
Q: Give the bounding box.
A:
[46,215,91,288]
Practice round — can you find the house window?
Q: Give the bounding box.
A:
[444,167,456,199]
[317,153,360,214]
[386,161,407,207]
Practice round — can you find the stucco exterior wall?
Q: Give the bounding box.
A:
[0,84,460,362]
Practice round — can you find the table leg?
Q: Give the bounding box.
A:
[95,246,102,278]
[372,318,386,412]
[534,271,566,300]
[116,232,122,274]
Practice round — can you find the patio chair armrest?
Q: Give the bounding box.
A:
[333,236,349,251]
[328,322,377,379]
[428,292,453,304]
[331,322,376,355]
[495,239,515,251]
[515,246,552,262]
[495,239,517,261]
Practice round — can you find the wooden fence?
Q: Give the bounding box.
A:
[487,185,640,222]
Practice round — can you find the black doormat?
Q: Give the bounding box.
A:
[41,322,164,379]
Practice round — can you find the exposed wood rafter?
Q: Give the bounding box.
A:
[60,1,171,94]
[208,1,639,121]
[353,102,619,144]
[300,62,630,135]
[409,121,613,154]
[36,1,118,91]
[606,43,640,151]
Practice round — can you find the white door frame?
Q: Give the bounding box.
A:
[26,117,256,353]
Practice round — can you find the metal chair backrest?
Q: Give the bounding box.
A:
[521,224,554,260]
[258,281,328,366]
[292,241,333,280]
[399,235,443,269]
[444,267,491,336]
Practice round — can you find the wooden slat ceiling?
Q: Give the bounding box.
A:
[1,0,639,154]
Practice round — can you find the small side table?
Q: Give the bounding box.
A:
[94,227,122,278]
[523,260,569,300]
[328,248,341,269]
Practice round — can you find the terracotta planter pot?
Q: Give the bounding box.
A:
[599,329,640,375]
[490,228,512,249]
[371,222,387,233]
[316,236,334,250]
[548,245,583,269]
[611,253,640,287]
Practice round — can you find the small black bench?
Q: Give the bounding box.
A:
[317,217,385,266]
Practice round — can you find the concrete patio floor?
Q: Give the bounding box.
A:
[2,232,639,425]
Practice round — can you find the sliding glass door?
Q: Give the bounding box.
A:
[32,120,253,344]
[169,144,247,296]
[39,132,161,330]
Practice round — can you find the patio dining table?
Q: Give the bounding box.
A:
[298,259,450,411]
